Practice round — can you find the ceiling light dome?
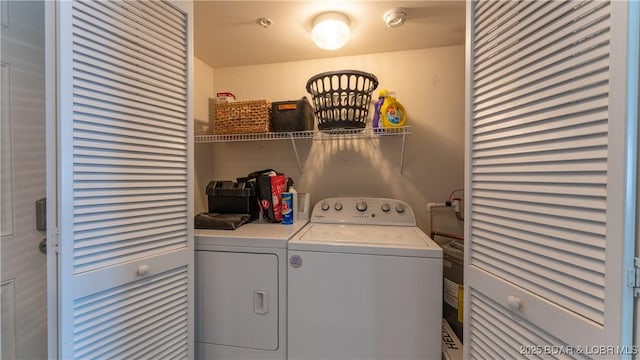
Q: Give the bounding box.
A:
[311,12,351,51]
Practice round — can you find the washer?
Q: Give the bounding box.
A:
[194,220,307,360]
[288,197,443,360]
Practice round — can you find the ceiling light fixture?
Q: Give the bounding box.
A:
[311,12,351,51]
[383,8,408,28]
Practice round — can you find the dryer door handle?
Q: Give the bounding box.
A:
[254,290,269,315]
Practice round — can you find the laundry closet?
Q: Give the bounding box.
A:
[191,2,466,359]
[192,10,466,236]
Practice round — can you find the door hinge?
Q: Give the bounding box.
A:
[629,257,640,297]
[48,228,60,254]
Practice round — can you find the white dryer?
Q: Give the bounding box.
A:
[287,197,443,360]
[195,220,307,360]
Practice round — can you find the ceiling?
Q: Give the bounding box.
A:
[194,1,466,69]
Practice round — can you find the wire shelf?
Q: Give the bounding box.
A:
[194,126,411,143]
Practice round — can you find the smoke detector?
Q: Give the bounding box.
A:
[383,8,408,28]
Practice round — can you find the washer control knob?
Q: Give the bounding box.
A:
[395,204,406,213]
[381,203,391,212]
[356,201,368,212]
[321,202,330,211]
[334,202,343,211]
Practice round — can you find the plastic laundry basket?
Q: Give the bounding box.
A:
[305,70,379,130]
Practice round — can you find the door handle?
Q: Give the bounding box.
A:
[253,290,269,315]
[35,197,46,231]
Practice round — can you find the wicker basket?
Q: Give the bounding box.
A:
[212,100,271,134]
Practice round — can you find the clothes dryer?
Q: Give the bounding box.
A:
[195,220,307,360]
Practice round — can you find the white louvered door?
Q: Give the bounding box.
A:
[54,1,193,358]
[465,0,638,357]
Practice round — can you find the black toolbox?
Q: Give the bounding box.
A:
[271,97,315,132]
[206,180,259,221]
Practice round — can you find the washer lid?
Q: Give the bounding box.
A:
[288,224,442,258]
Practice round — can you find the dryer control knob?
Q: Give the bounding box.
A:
[334,202,343,211]
[321,202,330,211]
[356,201,368,212]
[395,204,405,213]
[381,203,391,212]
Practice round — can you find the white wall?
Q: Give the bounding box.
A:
[194,46,465,236]
[194,57,214,124]
[193,57,216,214]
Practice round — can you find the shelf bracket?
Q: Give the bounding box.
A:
[289,134,303,174]
[400,132,406,174]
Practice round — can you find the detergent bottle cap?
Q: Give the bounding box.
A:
[378,89,388,97]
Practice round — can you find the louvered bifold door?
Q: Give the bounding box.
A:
[465,0,637,357]
[56,1,193,358]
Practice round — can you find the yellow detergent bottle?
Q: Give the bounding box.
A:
[381,94,406,127]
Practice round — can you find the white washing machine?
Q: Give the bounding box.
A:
[194,220,307,360]
[288,197,443,360]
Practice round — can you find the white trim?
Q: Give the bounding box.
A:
[56,0,74,357]
[0,62,14,237]
[462,0,473,354]
[1,279,17,359]
[624,0,640,352]
[607,0,637,348]
[44,0,58,357]
[184,1,195,357]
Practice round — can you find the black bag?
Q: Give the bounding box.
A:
[238,169,292,223]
